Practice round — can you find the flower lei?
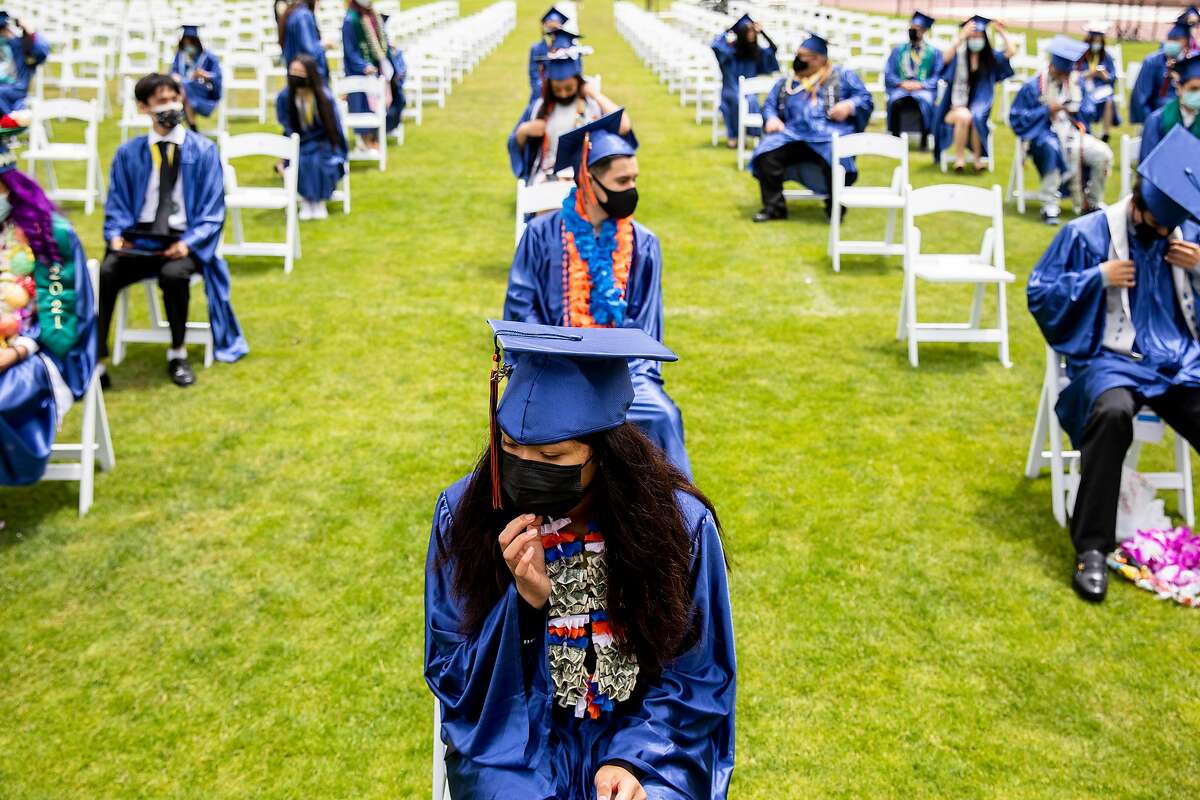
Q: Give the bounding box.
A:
[1108,527,1200,607]
[560,187,633,328]
[542,518,639,719]
[0,222,37,348]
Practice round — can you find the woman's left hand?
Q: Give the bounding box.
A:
[594,764,646,800]
[827,100,854,122]
[0,345,25,374]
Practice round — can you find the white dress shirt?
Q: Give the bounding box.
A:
[138,125,188,231]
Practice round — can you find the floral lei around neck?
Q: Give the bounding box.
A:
[541,517,639,719]
[560,187,633,328]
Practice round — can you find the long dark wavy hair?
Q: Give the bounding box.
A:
[734,26,758,61]
[1,169,60,265]
[287,54,345,149]
[537,75,586,121]
[966,30,997,83]
[437,422,724,676]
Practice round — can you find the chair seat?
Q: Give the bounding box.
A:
[839,187,905,208]
[344,113,382,128]
[226,187,292,210]
[912,255,1015,283]
[25,143,93,160]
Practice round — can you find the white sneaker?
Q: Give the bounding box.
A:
[312,202,328,220]
[298,200,314,221]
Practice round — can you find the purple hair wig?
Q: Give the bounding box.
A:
[0,168,61,265]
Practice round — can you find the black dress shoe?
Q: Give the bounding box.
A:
[98,367,111,390]
[1072,550,1108,602]
[168,358,196,387]
[752,209,786,223]
[823,200,847,222]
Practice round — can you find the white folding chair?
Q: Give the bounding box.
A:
[219,132,301,274]
[24,98,104,215]
[56,49,110,118]
[42,258,115,517]
[111,274,215,369]
[329,167,352,215]
[432,698,451,800]
[116,76,152,144]
[514,178,572,246]
[1005,138,1039,214]
[1025,344,1195,527]
[897,183,1014,367]
[336,74,388,171]
[938,119,995,173]
[1120,134,1141,200]
[736,74,777,171]
[828,131,908,272]
[218,52,268,127]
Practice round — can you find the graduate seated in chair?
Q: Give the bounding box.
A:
[528,6,570,100]
[884,11,941,149]
[342,0,407,153]
[0,121,96,486]
[0,11,48,117]
[1139,54,1200,162]
[509,32,630,186]
[170,24,222,129]
[504,111,692,478]
[276,54,348,221]
[748,32,874,223]
[711,14,779,150]
[425,321,735,800]
[1077,24,1120,143]
[1129,21,1192,126]
[1009,36,1112,226]
[99,73,248,389]
[934,16,1015,172]
[1026,127,1200,602]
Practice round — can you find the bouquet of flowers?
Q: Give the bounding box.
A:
[1107,527,1200,607]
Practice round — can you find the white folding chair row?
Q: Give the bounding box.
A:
[514,178,572,247]
[219,131,301,274]
[219,51,269,127]
[24,97,104,216]
[334,74,388,170]
[828,131,908,273]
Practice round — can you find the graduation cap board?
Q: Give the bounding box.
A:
[1048,35,1088,72]
[1176,53,1200,82]
[1137,125,1200,230]
[181,24,201,38]
[962,15,990,31]
[729,14,754,33]
[553,108,637,175]
[910,11,935,30]
[799,32,828,55]
[542,6,569,26]
[1168,21,1191,40]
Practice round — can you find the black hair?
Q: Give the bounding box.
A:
[134,73,182,104]
[967,31,997,85]
[178,34,203,53]
[437,422,725,677]
[287,54,345,150]
[589,154,624,179]
[536,74,585,120]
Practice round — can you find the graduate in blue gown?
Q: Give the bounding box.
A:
[711,14,779,148]
[426,320,736,799]
[170,25,222,123]
[0,132,95,486]
[748,33,873,222]
[278,0,328,79]
[1129,22,1192,125]
[342,0,407,149]
[1026,127,1200,602]
[1009,36,1112,224]
[504,111,692,478]
[1076,24,1121,141]
[99,73,247,385]
[276,54,348,220]
[0,12,49,116]
[1139,54,1200,161]
[884,11,941,147]
[934,16,1015,171]
[529,7,570,100]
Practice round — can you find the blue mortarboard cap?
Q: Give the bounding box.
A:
[1176,53,1200,81]
[181,24,200,38]
[799,32,828,55]
[542,6,569,25]
[539,50,583,80]
[1180,6,1200,22]
[910,11,935,29]
[1048,35,1088,71]
[962,15,990,31]
[1137,126,1200,228]
[0,11,10,26]
[489,320,677,444]
[553,108,637,174]
[548,30,582,48]
[1168,21,1191,39]
[729,14,754,33]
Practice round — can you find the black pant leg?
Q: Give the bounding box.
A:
[157,255,201,350]
[97,250,168,359]
[1071,387,1138,554]
[1144,385,1200,450]
[756,141,804,217]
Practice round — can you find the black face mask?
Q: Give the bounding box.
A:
[500,451,588,519]
[1133,200,1166,247]
[153,107,184,130]
[554,92,578,105]
[594,177,638,219]
[793,55,808,73]
[288,75,309,91]
[908,28,921,44]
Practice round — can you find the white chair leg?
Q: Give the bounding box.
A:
[883,207,896,246]
[905,276,919,367]
[829,195,840,273]
[96,384,115,471]
[997,282,1011,368]
[1176,433,1195,526]
[968,283,985,328]
[1025,381,1050,478]
[112,286,130,365]
[77,376,97,516]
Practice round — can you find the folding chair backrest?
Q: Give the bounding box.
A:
[907,183,998,220]
[834,131,907,162]
[336,74,385,98]
[518,180,571,217]
[32,97,97,123]
[221,131,298,163]
[739,74,778,101]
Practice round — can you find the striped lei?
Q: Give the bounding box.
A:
[542,520,639,718]
[560,187,633,328]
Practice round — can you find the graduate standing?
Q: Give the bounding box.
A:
[1129,22,1191,125]
[884,11,941,147]
[1027,127,1200,602]
[342,0,407,153]
[1076,24,1120,142]
[1139,54,1200,160]
[934,16,1015,172]
[0,12,48,117]
[1009,36,1112,225]
[278,0,329,79]
[276,54,348,220]
[99,74,247,388]
[749,33,874,223]
[170,25,222,126]
[425,320,735,799]
[505,111,692,478]
[711,14,779,150]
[529,7,570,99]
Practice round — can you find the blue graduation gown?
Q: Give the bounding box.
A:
[171,49,223,118]
[1138,101,1200,161]
[749,67,874,192]
[282,5,328,78]
[1,219,96,486]
[508,98,541,181]
[1129,50,1176,125]
[1076,51,1121,126]
[529,40,549,100]
[0,32,49,115]
[933,50,1013,164]
[425,479,736,799]
[884,43,942,133]
[341,12,407,134]
[504,211,692,477]
[275,88,348,201]
[711,34,779,141]
[1027,210,1200,443]
[103,132,249,363]
[1008,75,1099,177]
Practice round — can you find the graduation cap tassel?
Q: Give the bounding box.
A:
[489,347,506,510]
[578,133,597,211]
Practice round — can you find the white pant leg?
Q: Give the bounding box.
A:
[1081,134,1114,209]
[1040,169,1062,216]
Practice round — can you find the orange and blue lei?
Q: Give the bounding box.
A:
[560,187,633,328]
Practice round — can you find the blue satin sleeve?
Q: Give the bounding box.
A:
[760,78,783,124]
[1008,80,1049,140]
[507,101,537,180]
[504,216,555,324]
[180,143,225,260]
[1026,223,1107,357]
[884,48,903,91]
[103,145,139,244]
[624,228,664,381]
[0,356,54,486]
[1129,53,1163,124]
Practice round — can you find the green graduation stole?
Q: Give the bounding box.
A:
[1161,100,1200,138]
[895,43,935,81]
[33,215,78,358]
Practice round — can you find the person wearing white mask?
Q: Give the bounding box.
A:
[1130,21,1192,124]
[1139,53,1200,160]
[1077,24,1120,142]
[933,15,1015,172]
[170,24,222,127]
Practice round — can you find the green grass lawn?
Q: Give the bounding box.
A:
[2,2,1198,796]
